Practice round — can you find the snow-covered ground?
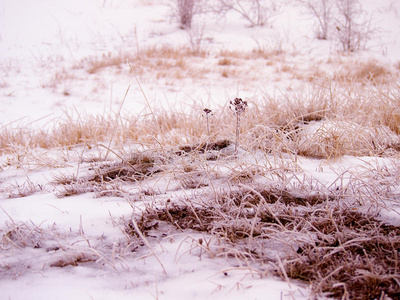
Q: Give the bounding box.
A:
[1,0,400,299]
[1,0,400,126]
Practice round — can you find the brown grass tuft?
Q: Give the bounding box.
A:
[53,150,162,198]
[287,209,400,299]
[2,64,400,160]
[334,59,391,83]
[127,181,400,299]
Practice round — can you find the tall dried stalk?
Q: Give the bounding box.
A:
[203,108,212,136]
[229,98,247,153]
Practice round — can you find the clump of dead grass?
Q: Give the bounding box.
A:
[0,217,138,276]
[126,179,400,299]
[128,184,332,242]
[2,78,400,160]
[91,151,161,182]
[2,221,46,249]
[82,52,131,74]
[78,46,209,80]
[53,150,162,198]
[333,59,391,83]
[286,209,400,299]
[4,182,38,199]
[75,45,286,84]
[54,178,101,198]
[49,250,98,268]
[295,120,399,159]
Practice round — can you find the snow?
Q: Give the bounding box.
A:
[0,186,312,299]
[1,0,400,299]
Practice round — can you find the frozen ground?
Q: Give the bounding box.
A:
[1,0,400,299]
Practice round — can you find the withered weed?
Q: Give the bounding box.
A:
[229,98,248,153]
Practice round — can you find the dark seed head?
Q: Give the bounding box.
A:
[229,98,247,115]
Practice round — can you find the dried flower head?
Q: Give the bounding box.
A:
[203,108,212,115]
[229,98,248,116]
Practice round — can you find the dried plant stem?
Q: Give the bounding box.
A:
[235,113,240,153]
[203,108,212,137]
[276,254,292,288]
[130,217,168,276]
[104,85,130,160]
[128,63,161,133]
[206,115,210,136]
[229,98,247,153]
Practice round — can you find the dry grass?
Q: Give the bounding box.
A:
[2,78,400,160]
[78,46,208,79]
[295,119,399,159]
[83,52,131,74]
[218,57,234,66]
[4,130,398,298]
[286,209,400,299]
[53,150,161,198]
[3,68,400,299]
[50,45,396,97]
[127,176,400,299]
[0,216,137,276]
[333,58,391,83]
[2,221,47,249]
[4,28,400,300]
[49,250,98,268]
[73,46,286,84]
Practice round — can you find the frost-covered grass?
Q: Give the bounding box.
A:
[2,86,400,298]
[2,74,400,158]
[2,56,400,298]
[2,0,400,299]
[2,132,400,299]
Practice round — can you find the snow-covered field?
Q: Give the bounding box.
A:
[1,0,400,299]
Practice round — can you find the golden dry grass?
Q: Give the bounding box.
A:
[64,45,397,90]
[2,46,400,161]
[74,46,286,84]
[3,52,400,299]
[333,58,391,83]
[3,32,400,300]
[2,78,400,160]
